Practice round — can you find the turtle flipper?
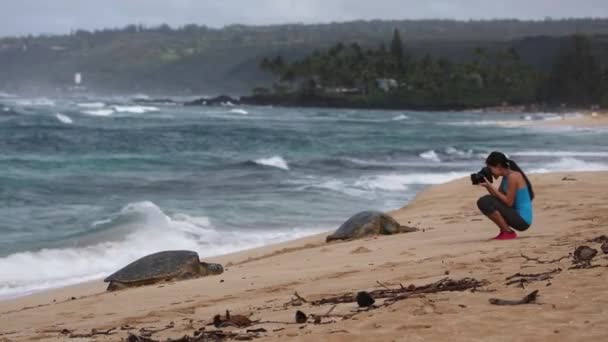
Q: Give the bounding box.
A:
[106,281,128,291]
[201,262,224,275]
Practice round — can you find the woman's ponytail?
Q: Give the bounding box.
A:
[508,159,535,201]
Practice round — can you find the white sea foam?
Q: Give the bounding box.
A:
[445,147,475,157]
[230,109,249,115]
[55,113,73,124]
[355,172,467,191]
[512,151,608,157]
[254,156,289,170]
[313,179,369,197]
[0,92,17,98]
[0,201,324,299]
[419,150,441,162]
[443,120,528,128]
[83,109,114,117]
[529,158,608,174]
[77,102,105,109]
[113,105,159,114]
[14,98,56,107]
[392,114,409,121]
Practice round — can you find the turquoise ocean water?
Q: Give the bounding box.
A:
[1,94,607,298]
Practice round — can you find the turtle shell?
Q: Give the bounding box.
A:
[104,250,200,283]
[328,211,399,240]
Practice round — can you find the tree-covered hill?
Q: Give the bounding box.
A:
[1,18,608,95]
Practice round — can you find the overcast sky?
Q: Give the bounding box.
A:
[2,0,608,37]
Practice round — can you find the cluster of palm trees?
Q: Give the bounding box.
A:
[259,31,608,108]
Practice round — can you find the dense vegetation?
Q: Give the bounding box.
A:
[1,18,608,101]
[255,31,608,109]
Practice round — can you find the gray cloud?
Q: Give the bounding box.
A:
[1,0,607,37]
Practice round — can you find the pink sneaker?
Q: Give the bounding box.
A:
[494,231,518,240]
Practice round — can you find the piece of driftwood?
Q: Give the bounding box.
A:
[245,328,266,334]
[68,328,116,338]
[293,291,309,303]
[505,269,561,287]
[489,290,539,306]
[127,329,260,342]
[329,330,350,334]
[126,334,157,342]
[213,311,252,329]
[139,323,174,337]
[588,235,608,243]
[520,253,570,264]
[311,278,486,306]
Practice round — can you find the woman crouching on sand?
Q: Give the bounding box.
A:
[477,151,534,240]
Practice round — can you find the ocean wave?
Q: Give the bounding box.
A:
[419,150,441,162]
[14,98,56,107]
[55,113,73,124]
[529,158,608,173]
[443,120,528,128]
[512,151,608,157]
[301,179,369,197]
[230,109,249,115]
[82,109,114,117]
[445,147,474,157]
[254,156,289,170]
[77,102,106,109]
[0,201,323,299]
[113,105,160,114]
[355,172,467,191]
[392,114,409,121]
[0,92,17,98]
[294,171,467,198]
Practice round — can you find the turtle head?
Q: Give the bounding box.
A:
[201,262,224,275]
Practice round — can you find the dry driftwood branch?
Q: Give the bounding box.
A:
[138,323,175,337]
[489,290,539,306]
[251,320,302,326]
[505,268,562,286]
[505,269,562,281]
[127,329,260,342]
[310,278,487,306]
[126,334,158,342]
[376,281,392,290]
[293,291,309,303]
[588,235,608,243]
[329,330,350,334]
[69,327,117,338]
[520,253,570,264]
[324,305,337,316]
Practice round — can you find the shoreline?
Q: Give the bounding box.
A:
[2,171,608,341]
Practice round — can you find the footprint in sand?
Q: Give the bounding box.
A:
[412,304,436,316]
[351,246,371,254]
[397,324,433,330]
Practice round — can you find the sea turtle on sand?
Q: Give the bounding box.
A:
[326,211,418,243]
[104,250,224,291]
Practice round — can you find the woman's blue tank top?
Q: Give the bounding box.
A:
[500,177,533,225]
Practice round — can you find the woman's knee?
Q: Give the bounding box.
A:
[477,195,495,214]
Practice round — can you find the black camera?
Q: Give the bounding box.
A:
[470,167,493,185]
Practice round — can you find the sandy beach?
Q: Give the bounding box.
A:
[1,171,607,341]
[535,111,608,128]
